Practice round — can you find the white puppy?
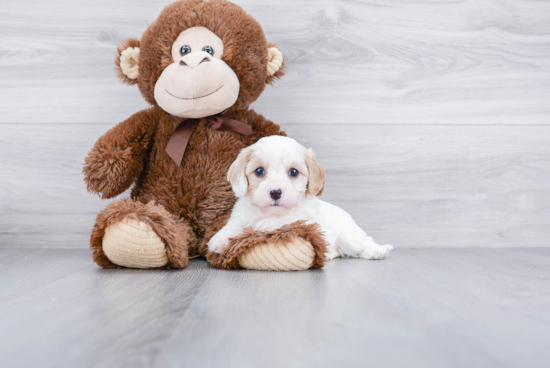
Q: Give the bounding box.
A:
[208,136,393,260]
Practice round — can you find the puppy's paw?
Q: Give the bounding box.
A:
[360,244,393,260]
[208,232,230,253]
[326,248,341,260]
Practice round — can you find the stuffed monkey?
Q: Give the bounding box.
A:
[83,0,328,270]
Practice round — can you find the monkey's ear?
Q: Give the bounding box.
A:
[266,44,286,85]
[115,38,140,85]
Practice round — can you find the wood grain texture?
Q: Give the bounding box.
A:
[0,0,549,124]
[1,123,549,248]
[0,0,549,249]
[0,248,549,368]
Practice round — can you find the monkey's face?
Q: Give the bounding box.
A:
[114,0,287,115]
[153,27,240,118]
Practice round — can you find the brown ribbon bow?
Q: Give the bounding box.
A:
[165,115,255,166]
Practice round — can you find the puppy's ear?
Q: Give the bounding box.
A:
[115,38,140,85]
[227,147,252,197]
[305,148,326,196]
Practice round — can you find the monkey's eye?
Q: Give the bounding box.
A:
[180,45,192,56]
[202,46,214,56]
[255,167,265,177]
[289,168,299,178]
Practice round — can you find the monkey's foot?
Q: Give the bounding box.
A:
[207,220,328,271]
[90,198,195,269]
[103,217,169,269]
[237,236,316,271]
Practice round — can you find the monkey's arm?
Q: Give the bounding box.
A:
[83,108,157,199]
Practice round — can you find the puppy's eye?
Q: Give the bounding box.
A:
[255,167,265,177]
[289,168,299,178]
[180,45,192,55]
[203,46,214,56]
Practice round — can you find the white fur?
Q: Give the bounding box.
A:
[209,136,394,260]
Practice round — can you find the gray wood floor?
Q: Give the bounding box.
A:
[1,248,549,368]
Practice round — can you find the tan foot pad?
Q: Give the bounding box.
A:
[207,220,328,271]
[103,217,168,269]
[238,237,315,271]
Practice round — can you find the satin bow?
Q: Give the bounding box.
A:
[165,115,255,166]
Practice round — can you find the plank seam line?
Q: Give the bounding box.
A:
[150,266,213,366]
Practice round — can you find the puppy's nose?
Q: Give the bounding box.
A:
[270,189,282,200]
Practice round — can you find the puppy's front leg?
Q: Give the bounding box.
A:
[208,221,245,253]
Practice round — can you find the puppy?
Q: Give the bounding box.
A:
[208,136,393,260]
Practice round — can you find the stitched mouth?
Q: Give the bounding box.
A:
[165,84,224,100]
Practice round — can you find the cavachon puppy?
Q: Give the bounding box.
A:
[208,136,394,260]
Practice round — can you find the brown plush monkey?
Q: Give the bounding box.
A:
[83,0,328,270]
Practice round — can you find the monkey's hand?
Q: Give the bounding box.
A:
[83,109,156,199]
[83,143,141,199]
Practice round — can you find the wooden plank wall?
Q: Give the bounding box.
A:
[1,0,549,248]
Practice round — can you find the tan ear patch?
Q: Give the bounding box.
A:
[114,38,140,85]
[120,47,140,80]
[305,148,326,196]
[267,47,283,76]
[227,147,253,197]
[266,43,287,85]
